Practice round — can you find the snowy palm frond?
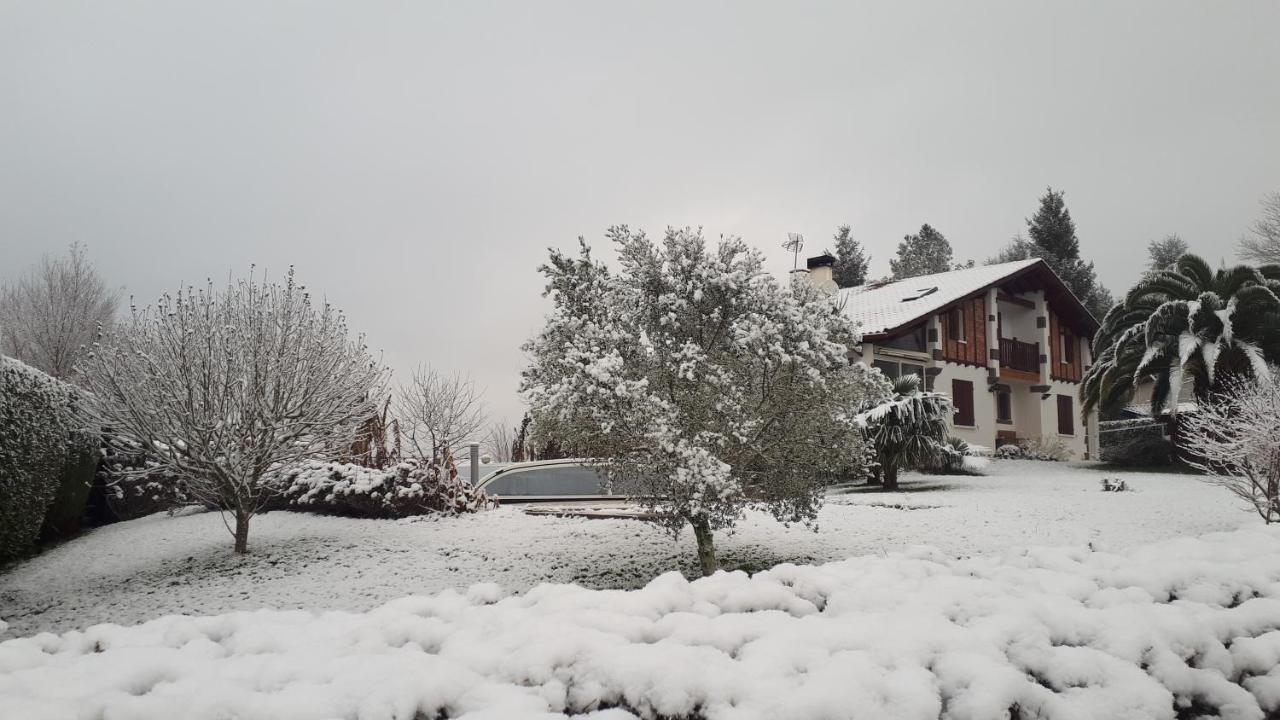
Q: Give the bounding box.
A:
[1085,253,1280,417]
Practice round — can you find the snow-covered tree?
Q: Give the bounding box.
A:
[1083,255,1280,417]
[1180,373,1280,523]
[77,268,387,554]
[831,225,870,288]
[0,243,118,379]
[1147,234,1189,272]
[890,224,953,280]
[1024,188,1114,319]
[1239,192,1280,266]
[522,227,870,575]
[396,366,487,460]
[856,374,953,491]
[485,421,515,462]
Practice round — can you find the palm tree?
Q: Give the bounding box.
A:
[856,375,953,491]
[1083,254,1280,417]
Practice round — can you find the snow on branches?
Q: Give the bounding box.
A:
[521,227,870,575]
[1180,371,1280,523]
[77,268,387,553]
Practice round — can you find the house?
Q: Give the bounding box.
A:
[801,254,1101,459]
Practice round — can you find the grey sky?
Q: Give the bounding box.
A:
[3,1,1278,428]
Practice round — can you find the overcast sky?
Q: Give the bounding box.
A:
[2,1,1278,428]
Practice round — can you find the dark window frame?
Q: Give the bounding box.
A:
[996,390,1013,424]
[1056,394,1075,436]
[952,379,975,427]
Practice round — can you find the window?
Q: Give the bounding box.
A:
[1061,331,1075,364]
[482,466,608,497]
[1057,394,1075,435]
[948,307,967,343]
[952,379,975,427]
[901,286,939,302]
[872,359,924,382]
[996,390,1012,424]
[881,325,927,353]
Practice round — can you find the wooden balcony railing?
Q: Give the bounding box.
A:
[1000,337,1039,373]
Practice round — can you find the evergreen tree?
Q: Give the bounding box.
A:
[1147,234,1189,272]
[1024,188,1114,320]
[830,225,870,288]
[890,224,954,280]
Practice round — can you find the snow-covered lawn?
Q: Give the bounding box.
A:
[6,527,1280,719]
[0,461,1254,639]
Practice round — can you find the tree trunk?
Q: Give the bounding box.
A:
[690,516,718,577]
[883,465,899,492]
[233,509,251,554]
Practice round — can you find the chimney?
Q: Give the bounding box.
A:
[805,254,838,294]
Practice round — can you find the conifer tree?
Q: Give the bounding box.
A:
[1024,188,1114,319]
[890,224,954,280]
[831,225,870,288]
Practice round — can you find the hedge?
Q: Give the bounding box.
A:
[0,356,85,561]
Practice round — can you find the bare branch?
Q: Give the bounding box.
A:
[1239,192,1280,266]
[77,267,388,553]
[394,365,487,460]
[0,243,118,378]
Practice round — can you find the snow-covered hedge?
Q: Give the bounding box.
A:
[282,458,489,518]
[0,356,85,560]
[6,529,1280,719]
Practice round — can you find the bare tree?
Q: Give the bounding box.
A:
[1239,192,1280,265]
[485,421,515,462]
[395,366,486,460]
[1180,372,1280,524]
[0,243,118,378]
[78,268,387,553]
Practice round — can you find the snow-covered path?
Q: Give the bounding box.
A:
[0,461,1254,638]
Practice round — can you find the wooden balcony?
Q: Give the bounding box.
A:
[999,337,1040,381]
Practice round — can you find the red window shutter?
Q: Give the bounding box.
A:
[952,379,975,427]
[1057,394,1074,435]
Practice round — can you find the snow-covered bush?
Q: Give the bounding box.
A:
[521,228,870,575]
[77,268,388,553]
[9,529,1280,719]
[995,443,1023,459]
[856,374,954,488]
[282,454,489,518]
[1100,477,1131,492]
[93,434,188,521]
[0,356,84,560]
[1181,373,1280,523]
[1019,436,1071,462]
[925,436,986,476]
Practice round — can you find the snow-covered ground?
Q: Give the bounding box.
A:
[0,461,1255,639]
[6,526,1280,719]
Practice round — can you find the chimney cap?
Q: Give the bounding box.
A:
[806,253,836,270]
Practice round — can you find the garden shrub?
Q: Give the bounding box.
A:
[995,443,1023,459]
[0,356,82,560]
[926,436,987,475]
[39,430,99,540]
[94,434,188,521]
[282,455,490,518]
[1019,436,1071,462]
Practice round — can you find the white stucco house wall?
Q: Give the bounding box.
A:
[799,254,1101,460]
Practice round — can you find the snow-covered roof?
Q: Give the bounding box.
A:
[837,259,1044,337]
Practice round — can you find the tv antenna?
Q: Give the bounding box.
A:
[783,233,805,270]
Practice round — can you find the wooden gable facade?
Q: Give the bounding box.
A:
[938,296,987,367]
